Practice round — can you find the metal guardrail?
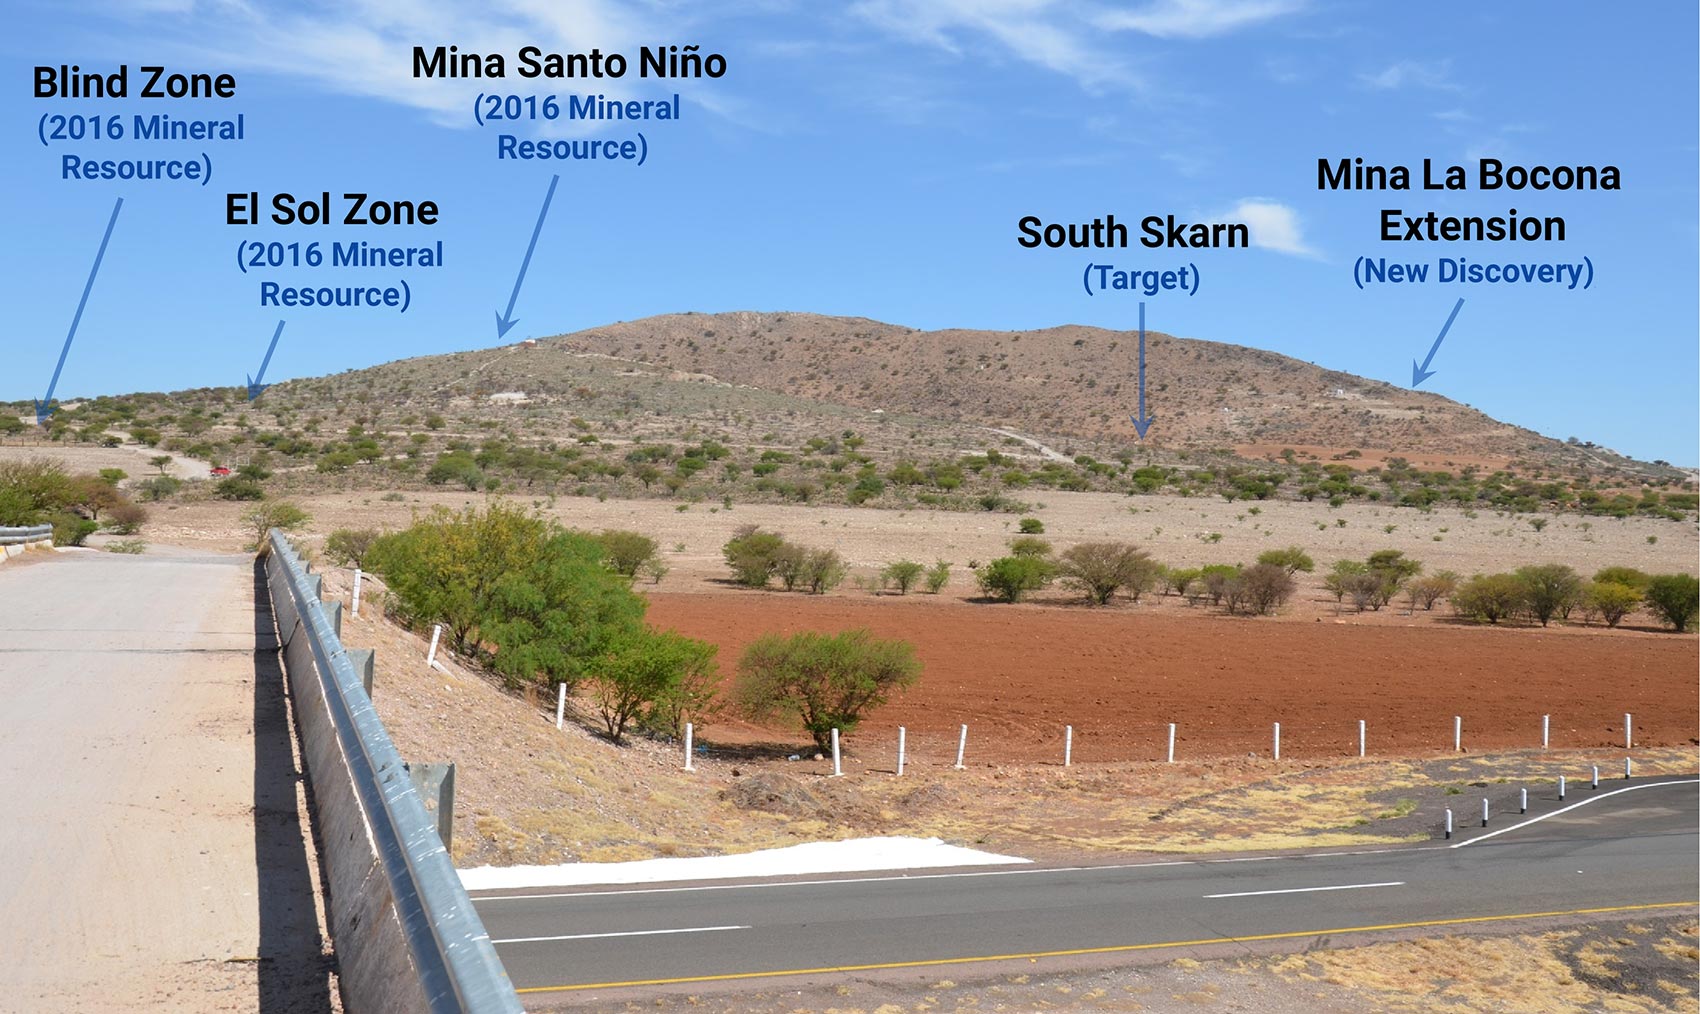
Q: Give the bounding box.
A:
[265,529,522,1014]
[0,524,54,546]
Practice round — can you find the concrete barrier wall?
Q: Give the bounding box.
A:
[264,531,522,1014]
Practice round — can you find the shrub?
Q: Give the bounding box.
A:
[325,527,380,568]
[1056,542,1160,605]
[1341,571,1390,612]
[214,477,266,501]
[723,525,788,587]
[1257,546,1315,575]
[1234,562,1297,615]
[1593,566,1650,591]
[596,530,659,579]
[49,512,98,547]
[104,500,149,535]
[1404,573,1457,611]
[976,555,1054,602]
[1017,517,1045,534]
[1644,574,1699,632]
[924,560,951,594]
[800,548,847,594]
[136,476,181,501]
[735,628,920,751]
[366,503,644,687]
[1323,559,1366,602]
[638,556,670,585]
[1585,581,1641,628]
[1514,564,1582,627]
[242,501,310,551]
[1163,566,1200,598]
[0,458,73,524]
[1199,564,1240,606]
[882,560,925,594]
[1452,573,1525,624]
[586,628,718,743]
[1008,535,1052,558]
[106,538,147,555]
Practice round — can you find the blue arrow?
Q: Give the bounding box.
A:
[246,320,286,400]
[1130,301,1155,439]
[495,174,559,339]
[37,197,122,425]
[1411,297,1464,387]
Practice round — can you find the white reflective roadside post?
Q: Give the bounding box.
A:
[896,726,906,777]
[1542,713,1550,749]
[831,728,843,777]
[1454,715,1463,752]
[1064,725,1073,767]
[426,623,443,669]
[1358,719,1366,758]
[1272,722,1281,761]
[954,724,968,770]
[684,722,695,772]
[351,567,362,616]
[1167,723,1176,764]
[555,682,565,730]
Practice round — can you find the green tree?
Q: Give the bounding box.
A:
[1323,559,1366,603]
[976,556,1054,602]
[1017,517,1045,534]
[243,501,310,551]
[1643,574,1699,632]
[586,628,718,743]
[1056,542,1161,605]
[735,629,921,751]
[1257,546,1315,575]
[800,548,847,594]
[325,527,381,568]
[1008,535,1052,558]
[1515,564,1582,627]
[882,560,925,594]
[596,530,659,579]
[1452,573,1525,624]
[1593,566,1650,591]
[214,477,266,501]
[723,525,788,587]
[1585,581,1642,628]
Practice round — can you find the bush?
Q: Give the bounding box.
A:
[1452,573,1525,624]
[735,628,920,751]
[136,476,181,501]
[976,555,1054,602]
[1323,559,1365,602]
[1056,542,1160,605]
[1585,581,1641,628]
[325,527,380,568]
[214,477,266,501]
[586,628,718,743]
[1515,564,1582,627]
[243,501,310,551]
[1593,566,1650,591]
[104,500,149,535]
[366,503,645,687]
[723,525,788,587]
[1008,535,1052,558]
[1404,572,1457,611]
[49,512,98,547]
[0,458,73,524]
[800,548,847,594]
[1257,546,1315,575]
[1233,562,1297,615]
[924,560,951,594]
[1199,564,1240,605]
[1644,574,1699,632]
[1017,517,1045,534]
[1163,566,1200,598]
[596,530,659,579]
[882,560,925,594]
[1341,571,1390,612]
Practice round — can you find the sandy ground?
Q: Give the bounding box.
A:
[0,438,215,482]
[0,551,336,1012]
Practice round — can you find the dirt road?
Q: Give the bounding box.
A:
[0,550,333,1011]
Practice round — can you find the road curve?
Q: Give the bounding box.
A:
[474,780,1698,1001]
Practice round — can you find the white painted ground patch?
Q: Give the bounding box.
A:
[459,836,1030,892]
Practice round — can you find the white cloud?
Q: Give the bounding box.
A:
[1360,59,1460,92]
[1212,198,1318,258]
[1095,0,1304,39]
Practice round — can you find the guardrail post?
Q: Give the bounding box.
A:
[405,762,455,851]
[325,600,342,638]
[348,648,375,699]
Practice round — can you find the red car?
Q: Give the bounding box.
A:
[210,466,231,477]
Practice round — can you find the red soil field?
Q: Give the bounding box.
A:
[645,592,1699,766]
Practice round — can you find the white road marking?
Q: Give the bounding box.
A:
[492,925,749,945]
[1204,881,1404,899]
[1451,779,1698,849]
[471,846,1452,902]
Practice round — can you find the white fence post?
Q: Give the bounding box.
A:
[1167,723,1176,764]
[1358,719,1366,758]
[426,624,443,670]
[831,728,843,777]
[953,724,968,770]
[1444,808,1453,839]
[683,722,695,771]
[1558,775,1566,800]
[1454,715,1463,752]
[1625,757,1632,779]
[1591,764,1599,790]
[896,726,906,777]
[555,682,566,730]
[1624,713,1632,750]
[1481,797,1489,827]
[1064,725,1073,767]
[1272,722,1281,761]
[351,568,362,617]
[1520,787,1528,814]
[1542,714,1550,750]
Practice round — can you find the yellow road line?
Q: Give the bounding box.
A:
[515,900,1697,994]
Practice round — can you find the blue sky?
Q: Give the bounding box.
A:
[4,1,1696,464]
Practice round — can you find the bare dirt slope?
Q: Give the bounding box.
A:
[550,311,1651,472]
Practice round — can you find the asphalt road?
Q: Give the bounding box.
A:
[0,549,331,1010]
[475,779,1698,1001]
